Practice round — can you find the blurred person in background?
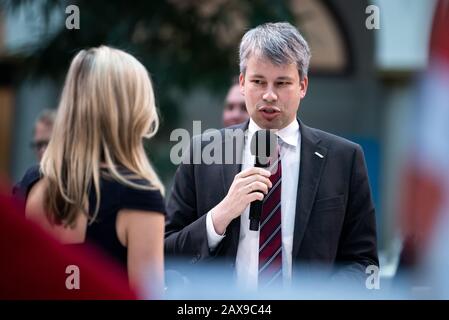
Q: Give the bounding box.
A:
[14,46,165,297]
[222,77,249,127]
[31,109,56,161]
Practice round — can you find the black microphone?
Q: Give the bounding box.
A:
[249,130,277,231]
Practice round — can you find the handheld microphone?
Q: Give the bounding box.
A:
[249,130,277,231]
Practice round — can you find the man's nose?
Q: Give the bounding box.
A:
[262,87,278,102]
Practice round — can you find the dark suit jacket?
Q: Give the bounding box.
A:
[165,120,378,284]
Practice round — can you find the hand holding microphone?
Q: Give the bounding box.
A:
[210,130,277,235]
[211,167,272,235]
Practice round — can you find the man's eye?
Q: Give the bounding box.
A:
[277,81,290,86]
[251,79,264,85]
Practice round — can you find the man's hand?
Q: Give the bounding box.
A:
[211,167,272,235]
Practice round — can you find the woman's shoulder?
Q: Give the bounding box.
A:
[118,181,166,215]
[101,168,165,215]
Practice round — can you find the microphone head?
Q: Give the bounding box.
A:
[250,130,277,167]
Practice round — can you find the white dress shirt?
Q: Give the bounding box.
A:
[206,118,301,289]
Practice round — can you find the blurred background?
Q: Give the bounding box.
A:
[0,0,446,296]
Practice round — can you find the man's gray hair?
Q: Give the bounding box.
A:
[239,22,311,80]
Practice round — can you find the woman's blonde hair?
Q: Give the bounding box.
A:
[41,45,164,227]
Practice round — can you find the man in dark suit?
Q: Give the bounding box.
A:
[165,22,378,289]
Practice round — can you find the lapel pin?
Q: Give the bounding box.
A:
[314,151,324,158]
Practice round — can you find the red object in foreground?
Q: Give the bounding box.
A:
[398,0,449,266]
[0,184,136,299]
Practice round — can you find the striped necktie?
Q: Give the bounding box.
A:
[258,148,282,287]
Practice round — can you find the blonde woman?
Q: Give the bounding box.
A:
[16,46,165,297]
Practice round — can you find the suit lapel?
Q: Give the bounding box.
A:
[292,121,328,258]
[221,121,247,194]
[220,121,248,257]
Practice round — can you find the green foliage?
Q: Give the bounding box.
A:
[4,0,295,185]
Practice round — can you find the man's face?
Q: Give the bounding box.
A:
[33,121,53,161]
[223,84,249,127]
[239,55,308,130]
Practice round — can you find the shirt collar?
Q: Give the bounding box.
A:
[248,118,299,148]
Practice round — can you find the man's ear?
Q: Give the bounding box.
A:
[300,76,308,99]
[239,73,245,96]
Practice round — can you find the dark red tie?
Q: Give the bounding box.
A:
[258,152,282,287]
